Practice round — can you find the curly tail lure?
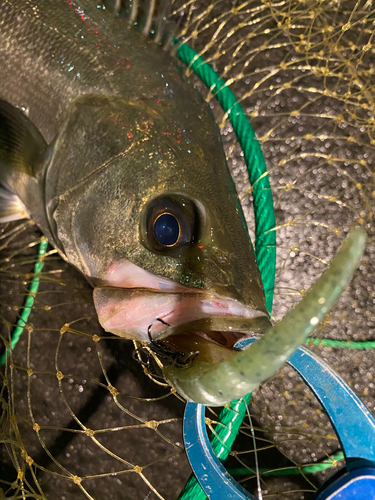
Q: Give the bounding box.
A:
[164,227,367,406]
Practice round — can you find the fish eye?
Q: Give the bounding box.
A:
[143,196,200,252]
[154,213,180,246]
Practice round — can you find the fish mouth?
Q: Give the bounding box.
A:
[93,285,271,364]
[157,329,251,364]
[154,316,272,364]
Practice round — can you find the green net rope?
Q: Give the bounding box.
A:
[0,236,48,367]
[175,43,276,500]
[228,451,345,478]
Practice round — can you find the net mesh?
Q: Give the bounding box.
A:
[1,0,374,499]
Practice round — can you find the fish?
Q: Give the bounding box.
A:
[0,0,271,368]
[0,0,366,405]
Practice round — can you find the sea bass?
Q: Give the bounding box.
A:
[0,0,270,365]
[0,1,366,405]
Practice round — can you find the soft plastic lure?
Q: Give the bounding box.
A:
[164,227,367,406]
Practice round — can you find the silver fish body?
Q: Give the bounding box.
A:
[0,0,270,364]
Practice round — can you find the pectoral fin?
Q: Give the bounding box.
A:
[0,99,47,177]
[0,185,29,222]
[0,99,47,223]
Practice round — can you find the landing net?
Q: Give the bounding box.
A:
[0,1,374,499]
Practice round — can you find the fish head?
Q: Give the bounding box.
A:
[47,95,270,363]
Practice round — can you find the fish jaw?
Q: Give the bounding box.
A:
[94,285,269,340]
[94,259,269,350]
[93,260,270,364]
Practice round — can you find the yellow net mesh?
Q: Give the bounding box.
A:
[1,0,374,498]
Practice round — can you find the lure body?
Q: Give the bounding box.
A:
[165,228,367,405]
[0,0,271,363]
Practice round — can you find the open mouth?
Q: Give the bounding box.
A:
[153,315,272,364]
[93,285,271,364]
[157,330,245,364]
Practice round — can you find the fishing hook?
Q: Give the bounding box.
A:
[132,318,199,369]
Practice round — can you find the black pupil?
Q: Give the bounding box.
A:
[154,213,180,246]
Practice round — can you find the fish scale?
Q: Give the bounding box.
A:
[0,1,108,141]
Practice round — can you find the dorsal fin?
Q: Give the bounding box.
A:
[104,0,176,49]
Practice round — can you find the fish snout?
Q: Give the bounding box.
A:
[196,246,268,315]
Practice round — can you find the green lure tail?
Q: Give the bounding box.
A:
[164,227,367,406]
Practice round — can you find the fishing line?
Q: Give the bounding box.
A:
[245,400,263,500]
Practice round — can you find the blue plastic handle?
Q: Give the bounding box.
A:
[315,467,375,500]
[183,345,375,500]
[289,346,375,465]
[184,402,257,500]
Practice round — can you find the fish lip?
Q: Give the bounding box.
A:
[94,285,271,362]
[152,316,271,361]
[95,260,270,348]
[94,283,270,348]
